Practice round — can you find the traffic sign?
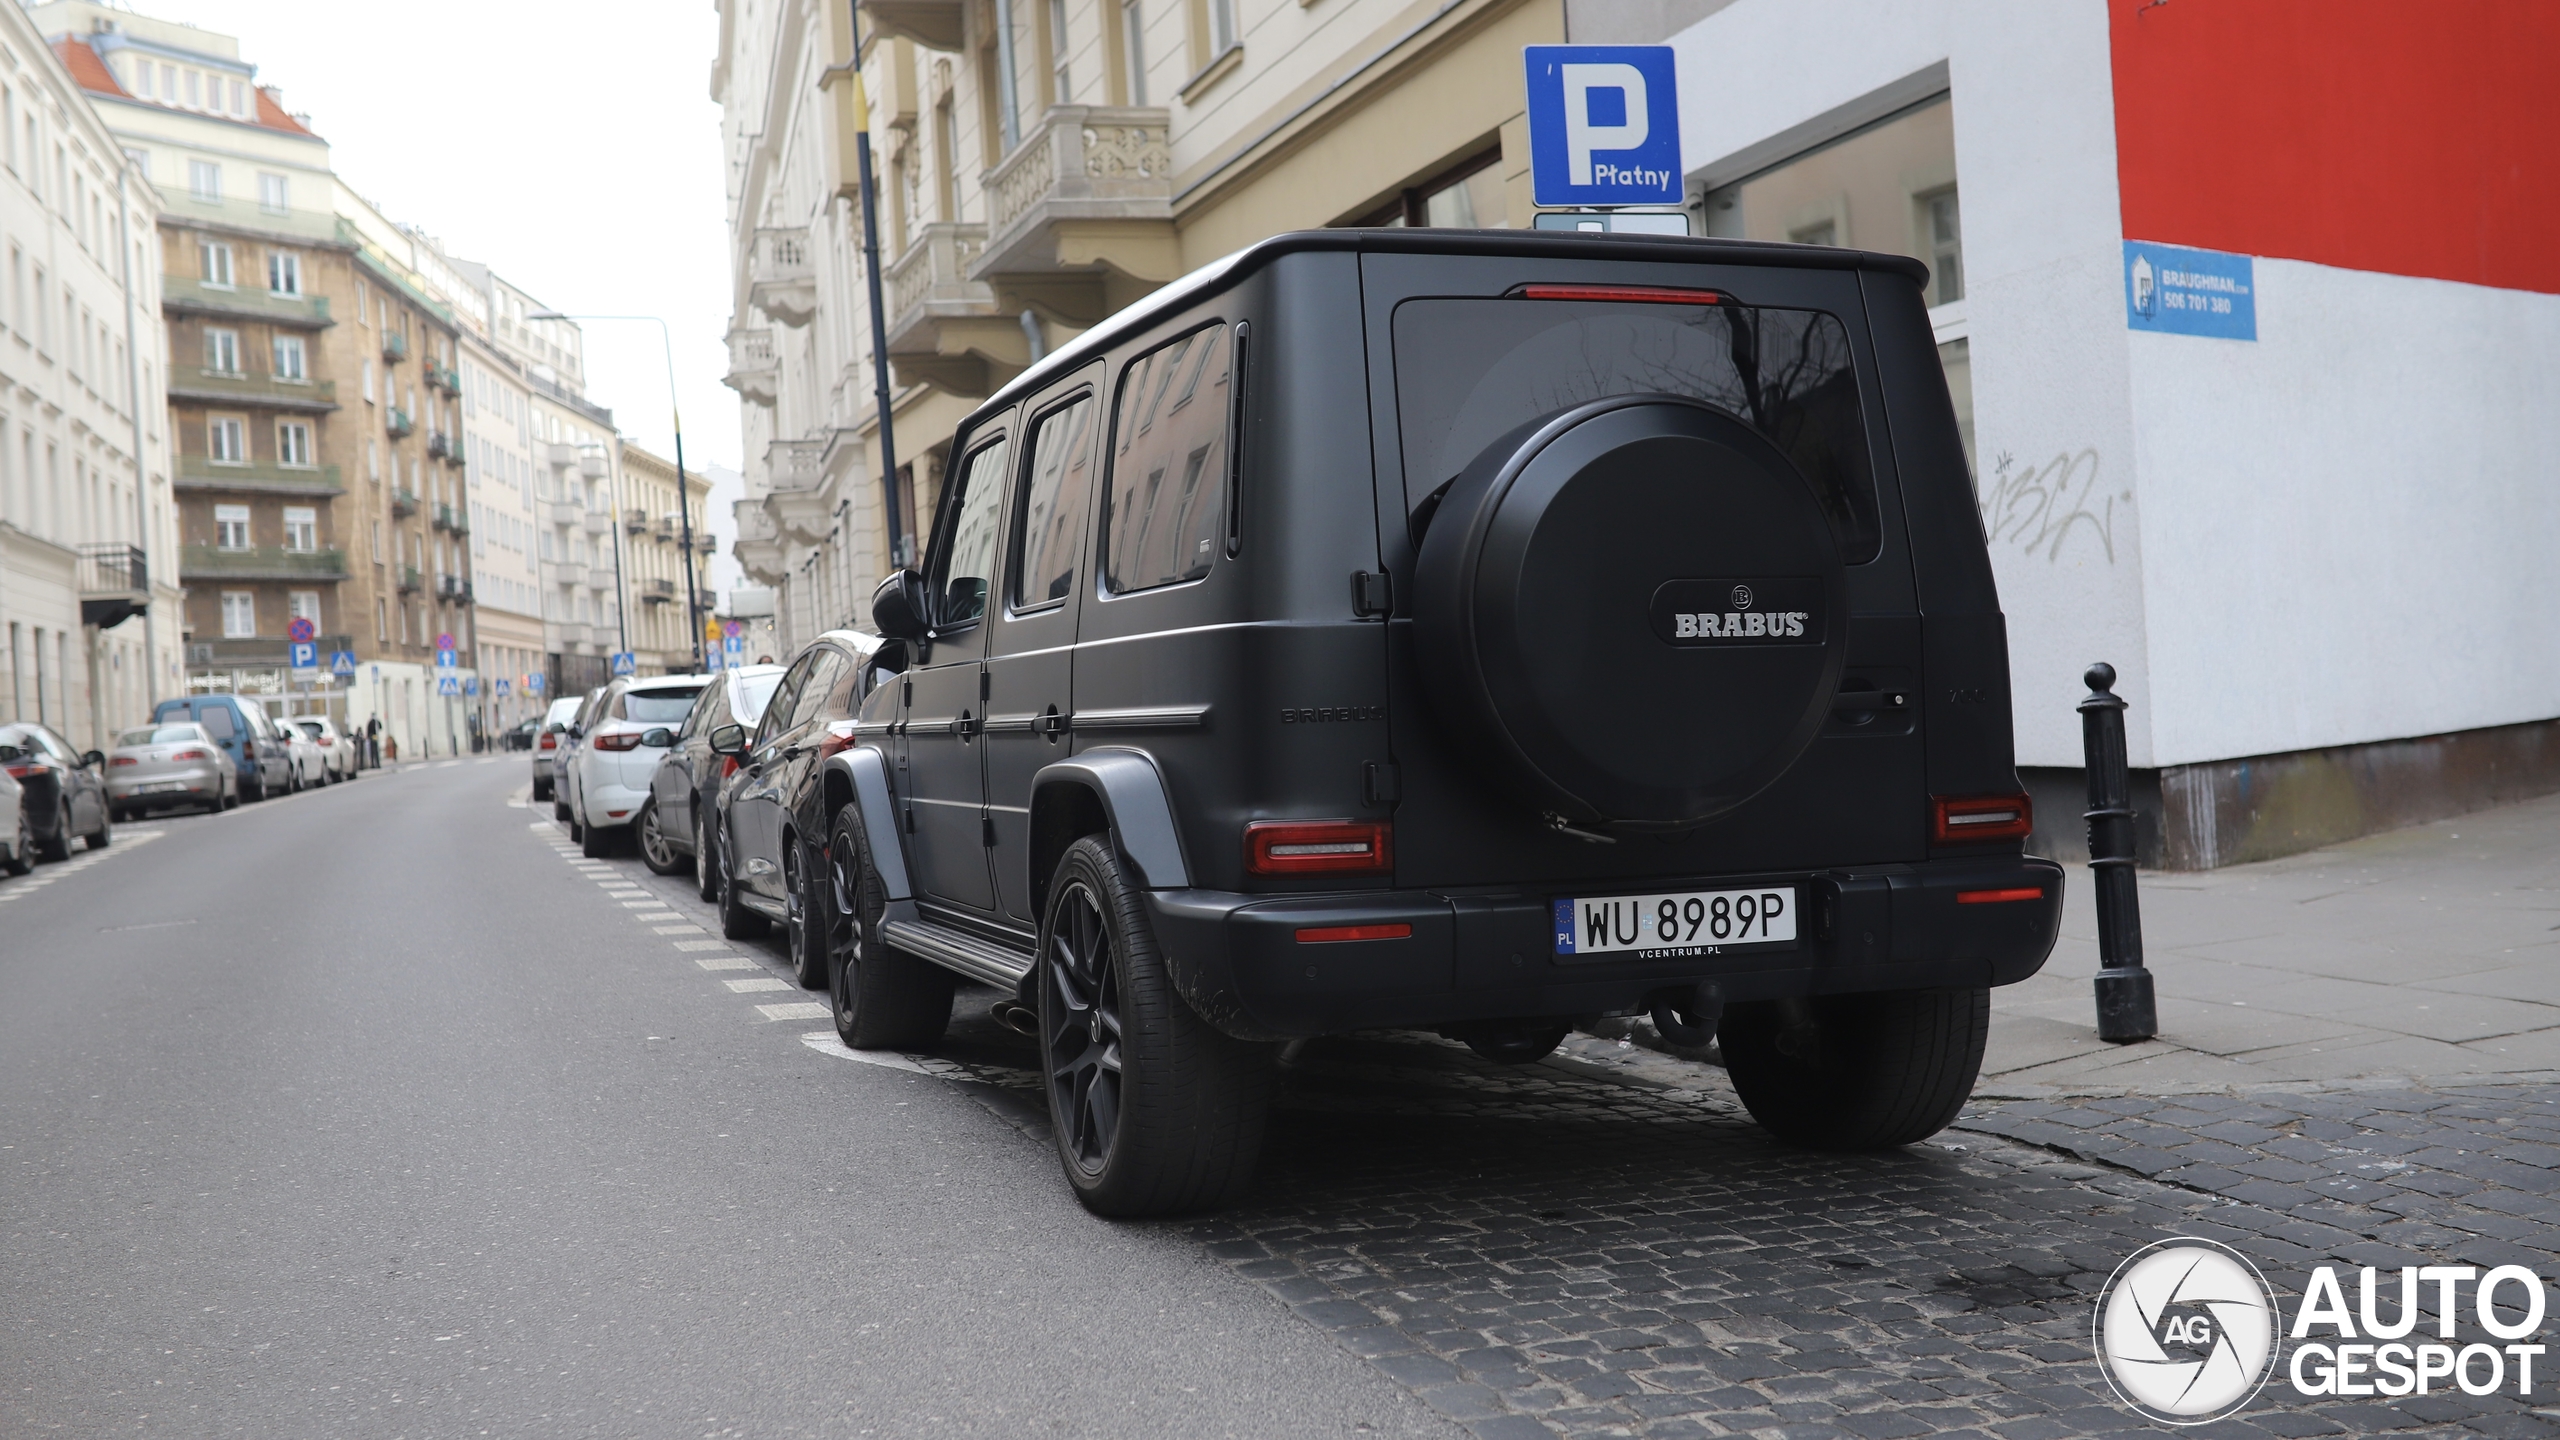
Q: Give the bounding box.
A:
[1524,46,1681,207]
[723,634,744,656]
[289,641,318,669]
[435,647,459,671]
[723,620,743,638]
[494,678,511,696]
[436,676,461,696]
[463,676,480,696]
[286,616,316,644]
[329,650,357,677]
[436,632,456,650]
[525,673,546,695]
[609,652,637,677]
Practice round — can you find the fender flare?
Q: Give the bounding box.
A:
[820,744,911,900]
[1030,747,1190,893]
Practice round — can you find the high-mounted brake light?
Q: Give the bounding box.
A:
[1244,820,1392,876]
[1931,793,2034,845]
[1956,887,2045,905]
[1295,923,1412,944]
[1516,283,1727,306]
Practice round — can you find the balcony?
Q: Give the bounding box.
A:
[391,488,420,519]
[433,502,467,535]
[760,438,831,544]
[859,0,963,47]
[653,515,677,541]
[749,226,817,327]
[437,574,473,604]
[694,532,717,555]
[641,577,677,605]
[163,278,333,330]
[397,564,424,594]
[581,510,612,537]
[77,543,150,630]
[385,407,415,439]
[382,331,410,364]
[723,326,778,405]
[885,222,1023,398]
[975,106,1179,326]
[426,363,462,395]
[553,621,595,650]
[734,502,788,585]
[580,451,609,480]
[168,366,339,414]
[554,562,591,589]
[544,442,581,470]
[182,545,349,582]
[546,500,582,528]
[624,508,650,534]
[426,430,454,461]
[176,457,344,497]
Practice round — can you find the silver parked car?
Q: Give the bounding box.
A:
[531,695,581,802]
[293,716,359,783]
[106,722,238,817]
[0,745,29,874]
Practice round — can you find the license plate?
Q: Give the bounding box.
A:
[1553,886,1798,960]
[140,780,186,793]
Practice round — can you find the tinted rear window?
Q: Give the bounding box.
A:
[619,688,705,724]
[1391,296,1880,562]
[733,671,785,725]
[120,725,204,746]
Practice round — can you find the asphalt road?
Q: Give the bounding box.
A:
[0,758,1460,1439]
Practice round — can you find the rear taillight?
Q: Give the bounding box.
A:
[1956,887,2046,905]
[172,749,211,761]
[240,741,255,759]
[593,732,642,751]
[1244,820,1392,876]
[3,765,30,778]
[816,720,859,763]
[539,733,558,750]
[317,736,334,746]
[110,756,139,767]
[1931,793,2034,844]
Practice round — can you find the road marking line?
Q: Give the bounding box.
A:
[757,1002,831,1021]
[675,940,733,951]
[437,761,461,768]
[620,900,672,908]
[653,924,707,935]
[694,956,756,970]
[725,977,793,992]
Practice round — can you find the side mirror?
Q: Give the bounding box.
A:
[639,728,675,748]
[83,750,106,768]
[871,567,931,643]
[708,723,747,757]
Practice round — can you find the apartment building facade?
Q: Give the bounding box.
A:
[715,0,1558,654]
[616,440,713,675]
[0,8,178,754]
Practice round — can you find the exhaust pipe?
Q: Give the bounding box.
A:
[1649,986,1723,1048]
[990,1000,1040,1037]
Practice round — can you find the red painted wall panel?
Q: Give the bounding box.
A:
[2110,0,2560,295]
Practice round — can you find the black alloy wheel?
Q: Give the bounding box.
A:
[1043,877,1123,1178]
[825,806,952,1050]
[717,818,769,941]
[637,801,685,876]
[1033,835,1274,1217]
[784,835,829,989]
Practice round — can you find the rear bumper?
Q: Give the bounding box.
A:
[1144,855,2065,1042]
[580,776,652,826]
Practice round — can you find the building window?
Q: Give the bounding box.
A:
[258,172,289,214]
[283,508,316,552]
[1349,149,1506,229]
[204,327,240,374]
[278,421,313,467]
[362,358,375,404]
[272,334,305,380]
[1919,186,1963,306]
[372,520,382,561]
[187,158,220,202]
[288,591,319,628]
[375,597,387,642]
[1049,0,1073,103]
[199,240,232,286]
[221,590,256,638]
[209,416,246,463]
[267,250,300,295]
[214,503,251,550]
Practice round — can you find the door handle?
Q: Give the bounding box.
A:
[957,709,977,741]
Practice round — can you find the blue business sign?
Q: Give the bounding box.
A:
[2124,240,2256,341]
[1525,46,1682,208]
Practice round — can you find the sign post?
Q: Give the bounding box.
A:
[1524,45,1683,214]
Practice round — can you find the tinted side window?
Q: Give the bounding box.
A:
[755,658,813,745]
[931,436,1011,628]
[678,684,723,740]
[1010,395,1097,608]
[791,651,853,728]
[1106,324,1231,594]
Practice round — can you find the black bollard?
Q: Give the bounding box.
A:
[2080,663,2157,1042]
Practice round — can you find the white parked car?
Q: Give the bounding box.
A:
[531,695,582,802]
[564,674,711,858]
[293,716,359,782]
[275,716,327,791]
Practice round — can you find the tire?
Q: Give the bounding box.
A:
[221,784,240,811]
[783,833,829,989]
[85,806,111,851]
[580,817,611,858]
[1038,835,1273,1217]
[637,801,686,876]
[1721,988,1991,1150]
[244,774,265,804]
[695,807,721,903]
[717,819,770,940]
[827,806,953,1049]
[38,802,72,862]
[532,777,552,802]
[3,809,30,876]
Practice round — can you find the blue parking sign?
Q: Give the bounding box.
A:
[1525,46,1682,207]
[288,641,318,669]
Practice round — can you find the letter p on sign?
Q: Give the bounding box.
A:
[1525,45,1682,208]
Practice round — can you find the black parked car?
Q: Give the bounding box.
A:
[793,229,2063,1217]
[0,723,113,860]
[640,663,786,893]
[706,639,879,984]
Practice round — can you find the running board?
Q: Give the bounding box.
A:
[880,918,1032,991]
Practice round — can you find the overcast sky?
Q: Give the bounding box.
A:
[150,0,741,475]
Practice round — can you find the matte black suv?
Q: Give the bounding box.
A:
[808,230,2062,1217]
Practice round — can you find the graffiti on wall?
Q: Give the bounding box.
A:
[1979,448,2129,564]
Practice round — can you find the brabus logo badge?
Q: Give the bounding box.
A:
[1649,578,1823,647]
[1731,584,1753,609]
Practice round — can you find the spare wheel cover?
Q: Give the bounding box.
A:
[1412,395,1846,829]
